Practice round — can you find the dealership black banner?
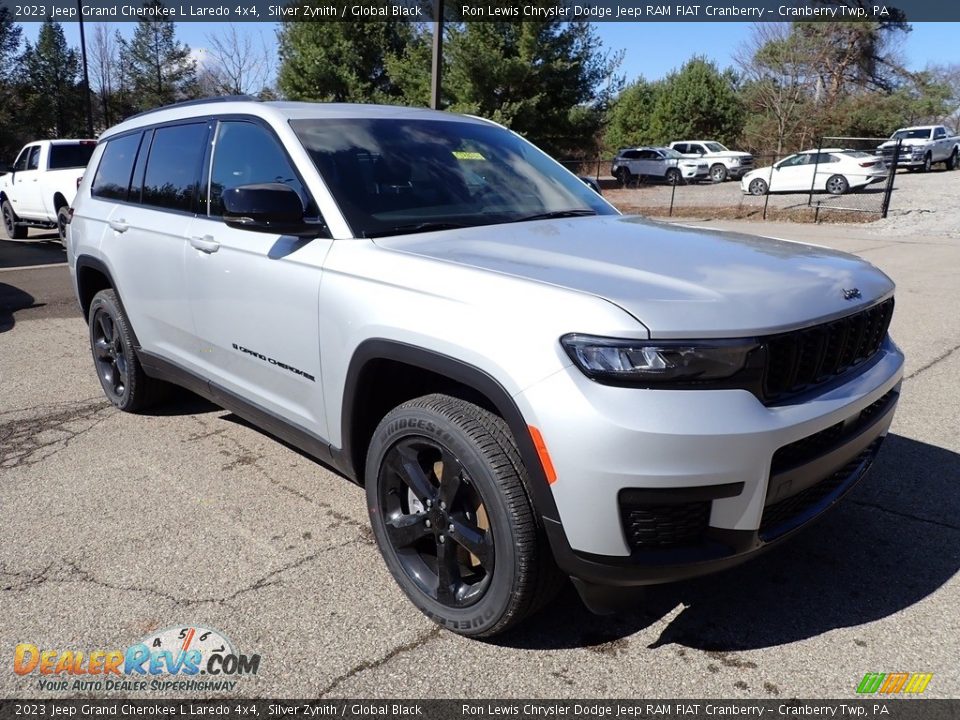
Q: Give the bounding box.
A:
[2,0,960,22]
[0,700,959,720]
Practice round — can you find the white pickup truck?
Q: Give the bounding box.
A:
[1,139,96,242]
[877,125,960,172]
[668,140,754,182]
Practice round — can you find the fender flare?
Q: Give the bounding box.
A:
[340,338,562,526]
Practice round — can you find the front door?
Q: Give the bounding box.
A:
[185,119,332,437]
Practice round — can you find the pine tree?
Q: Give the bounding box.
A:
[18,19,84,137]
[121,1,197,111]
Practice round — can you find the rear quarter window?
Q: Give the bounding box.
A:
[92,133,143,201]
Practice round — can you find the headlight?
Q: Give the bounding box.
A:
[728,158,740,166]
[561,334,758,385]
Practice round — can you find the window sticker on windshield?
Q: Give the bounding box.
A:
[452,151,486,161]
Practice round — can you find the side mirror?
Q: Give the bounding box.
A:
[222,183,321,237]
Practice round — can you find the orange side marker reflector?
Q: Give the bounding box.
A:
[528,425,557,485]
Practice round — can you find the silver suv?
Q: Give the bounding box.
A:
[68,98,903,637]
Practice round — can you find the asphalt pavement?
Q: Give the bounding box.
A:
[0,225,957,699]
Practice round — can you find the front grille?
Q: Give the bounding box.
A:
[762,299,894,402]
[760,439,882,539]
[620,501,710,551]
[770,389,897,474]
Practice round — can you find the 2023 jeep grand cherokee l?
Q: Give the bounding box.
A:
[68,98,903,637]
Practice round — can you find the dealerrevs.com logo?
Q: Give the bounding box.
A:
[13,625,260,692]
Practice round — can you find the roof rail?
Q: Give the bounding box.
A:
[126,95,260,121]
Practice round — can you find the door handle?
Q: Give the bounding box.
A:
[190,235,220,253]
[108,219,128,233]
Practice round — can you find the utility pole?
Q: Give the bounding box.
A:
[430,0,444,110]
[77,0,94,136]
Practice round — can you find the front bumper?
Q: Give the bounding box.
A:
[516,337,903,590]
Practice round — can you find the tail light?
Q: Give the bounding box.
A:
[859,161,879,168]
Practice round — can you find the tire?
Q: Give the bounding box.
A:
[947,149,958,171]
[709,164,728,183]
[2,199,27,239]
[826,174,849,196]
[614,167,633,187]
[57,206,70,245]
[365,394,564,637]
[922,153,932,173]
[748,178,768,196]
[88,289,168,412]
[665,168,683,186]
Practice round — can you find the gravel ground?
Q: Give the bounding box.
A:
[602,166,960,238]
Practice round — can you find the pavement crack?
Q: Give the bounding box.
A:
[0,397,113,469]
[904,342,960,382]
[317,627,442,698]
[847,499,960,532]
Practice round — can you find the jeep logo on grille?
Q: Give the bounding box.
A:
[842,288,862,300]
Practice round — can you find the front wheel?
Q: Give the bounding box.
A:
[2,199,27,239]
[826,174,849,195]
[748,178,768,196]
[922,153,932,173]
[710,164,728,183]
[365,394,563,637]
[665,168,683,186]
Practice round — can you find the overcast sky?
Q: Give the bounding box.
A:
[19,21,960,89]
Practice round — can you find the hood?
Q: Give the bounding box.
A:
[707,151,753,160]
[879,138,929,148]
[373,216,895,338]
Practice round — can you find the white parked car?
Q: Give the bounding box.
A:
[0,139,97,242]
[668,140,754,182]
[741,149,887,196]
[611,147,709,185]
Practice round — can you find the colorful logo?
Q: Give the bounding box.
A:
[856,672,933,694]
[13,625,260,692]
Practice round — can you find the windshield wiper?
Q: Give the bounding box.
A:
[364,222,469,238]
[511,209,597,223]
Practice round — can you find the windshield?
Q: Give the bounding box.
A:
[291,118,616,237]
[661,148,682,159]
[704,142,727,153]
[892,129,932,140]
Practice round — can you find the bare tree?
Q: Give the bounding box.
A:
[199,26,273,97]
[89,23,117,129]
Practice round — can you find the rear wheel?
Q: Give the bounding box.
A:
[748,178,768,196]
[366,394,563,637]
[614,167,634,187]
[2,199,27,239]
[947,149,958,171]
[57,206,70,245]
[826,174,849,195]
[88,289,168,412]
[665,168,683,186]
[710,164,728,183]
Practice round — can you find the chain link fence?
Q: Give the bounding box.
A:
[558,138,901,223]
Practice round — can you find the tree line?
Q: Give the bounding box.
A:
[1,6,958,165]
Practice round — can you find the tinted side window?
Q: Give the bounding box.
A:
[13,147,33,171]
[27,146,41,170]
[672,144,687,154]
[934,127,946,139]
[92,133,143,201]
[142,123,208,213]
[49,143,96,170]
[622,150,641,160]
[209,121,308,216]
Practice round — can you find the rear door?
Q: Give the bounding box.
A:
[100,122,209,366]
[184,118,333,436]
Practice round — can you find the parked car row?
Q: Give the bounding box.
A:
[878,124,960,172]
[611,139,753,187]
